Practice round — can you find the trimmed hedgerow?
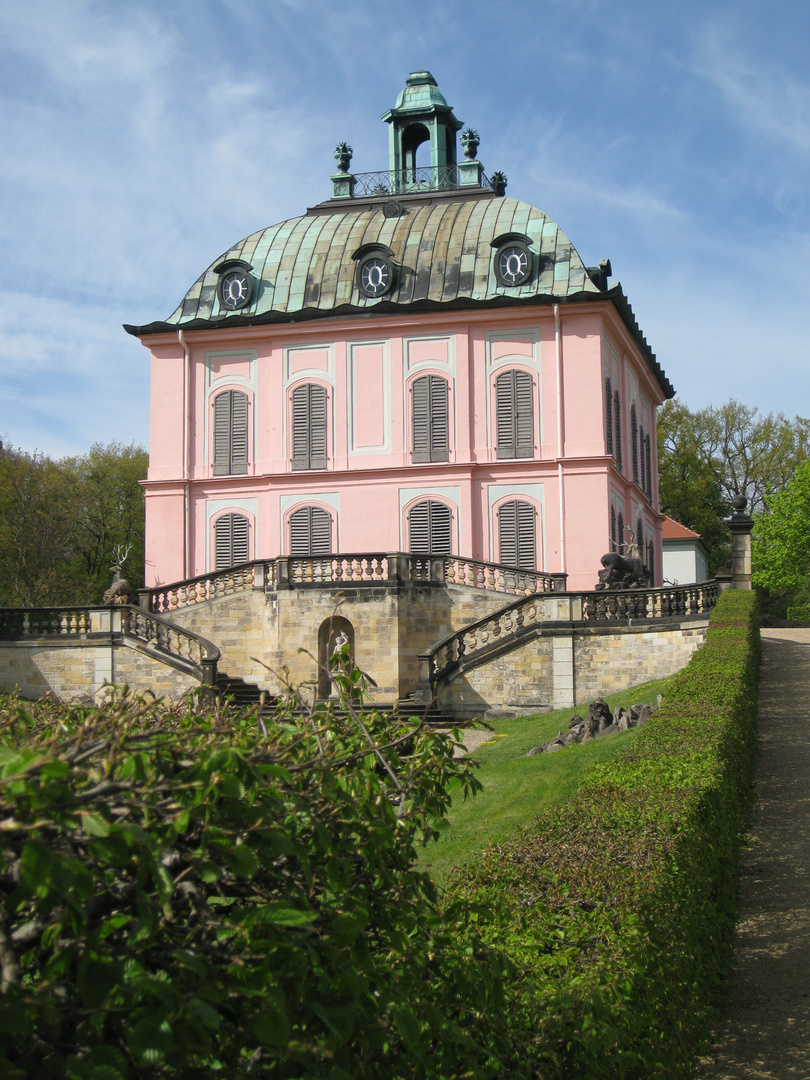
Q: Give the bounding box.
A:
[443,588,760,1078]
[0,592,760,1078]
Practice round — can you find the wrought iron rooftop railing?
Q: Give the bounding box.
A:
[348,166,490,198]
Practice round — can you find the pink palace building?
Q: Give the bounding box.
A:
[127,71,674,597]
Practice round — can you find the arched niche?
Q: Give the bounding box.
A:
[317,616,355,699]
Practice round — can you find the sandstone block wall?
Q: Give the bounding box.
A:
[0,640,198,702]
[573,626,707,699]
[437,620,708,717]
[167,582,511,700]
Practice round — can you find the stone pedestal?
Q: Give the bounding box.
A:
[729,497,753,591]
[331,172,355,199]
[458,159,483,187]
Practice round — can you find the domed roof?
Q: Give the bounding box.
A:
[151,196,601,327]
[392,70,451,112]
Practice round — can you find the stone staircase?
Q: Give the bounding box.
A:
[216,673,276,712]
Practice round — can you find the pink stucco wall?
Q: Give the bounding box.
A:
[139,303,665,592]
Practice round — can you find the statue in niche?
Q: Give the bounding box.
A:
[318,616,355,699]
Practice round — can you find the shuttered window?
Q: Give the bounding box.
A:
[639,424,646,492]
[617,511,625,553]
[631,404,639,483]
[605,377,613,455]
[214,513,250,570]
[647,539,655,577]
[637,516,644,561]
[610,505,617,552]
[213,390,249,476]
[289,506,332,556]
[498,500,536,571]
[495,369,534,459]
[614,389,623,471]
[645,435,652,499]
[291,383,328,471]
[408,500,452,555]
[411,375,449,462]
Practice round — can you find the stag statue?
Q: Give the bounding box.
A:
[103,544,135,606]
[595,529,652,591]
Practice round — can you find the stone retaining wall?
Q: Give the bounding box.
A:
[166,582,509,699]
[0,639,198,702]
[436,620,708,716]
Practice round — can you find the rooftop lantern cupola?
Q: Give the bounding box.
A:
[381,70,463,184]
[330,70,492,199]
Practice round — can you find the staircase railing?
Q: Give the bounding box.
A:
[418,580,720,693]
[145,563,268,613]
[0,605,219,686]
[121,607,220,685]
[142,554,568,613]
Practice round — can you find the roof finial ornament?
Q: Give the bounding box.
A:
[333,142,353,173]
[461,128,479,160]
[490,171,508,197]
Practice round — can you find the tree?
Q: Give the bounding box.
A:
[0,447,84,605]
[657,398,810,576]
[64,442,148,602]
[656,400,731,575]
[752,459,810,610]
[0,442,147,607]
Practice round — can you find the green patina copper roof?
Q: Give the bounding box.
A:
[388,70,452,114]
[124,190,673,396]
[148,197,600,326]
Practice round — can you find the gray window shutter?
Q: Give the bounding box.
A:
[617,511,624,552]
[412,375,449,463]
[412,376,430,463]
[213,390,249,476]
[496,370,533,459]
[289,506,332,556]
[614,390,622,471]
[408,500,452,555]
[637,516,644,559]
[647,539,654,575]
[292,384,328,471]
[645,435,652,498]
[631,404,638,483]
[214,513,250,570]
[605,377,613,455]
[611,505,617,552]
[498,500,536,570]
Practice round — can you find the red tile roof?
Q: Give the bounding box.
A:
[661,515,702,541]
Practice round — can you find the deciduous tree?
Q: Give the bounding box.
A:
[752,459,810,609]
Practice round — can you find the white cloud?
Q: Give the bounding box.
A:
[691,20,810,157]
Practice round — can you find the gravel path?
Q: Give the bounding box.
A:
[698,628,810,1079]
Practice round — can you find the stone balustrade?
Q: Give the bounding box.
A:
[140,554,568,613]
[0,605,219,687]
[121,608,219,685]
[0,607,92,637]
[145,563,266,614]
[418,580,720,693]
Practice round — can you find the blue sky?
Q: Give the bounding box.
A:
[1,0,809,457]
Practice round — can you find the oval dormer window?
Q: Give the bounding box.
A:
[352,243,396,299]
[491,233,533,288]
[214,259,254,311]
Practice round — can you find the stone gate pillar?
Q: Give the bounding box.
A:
[729,495,753,591]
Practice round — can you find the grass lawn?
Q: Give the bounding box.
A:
[420,677,673,884]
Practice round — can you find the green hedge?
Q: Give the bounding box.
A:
[443,588,761,1078]
[0,681,512,1080]
[0,593,761,1078]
